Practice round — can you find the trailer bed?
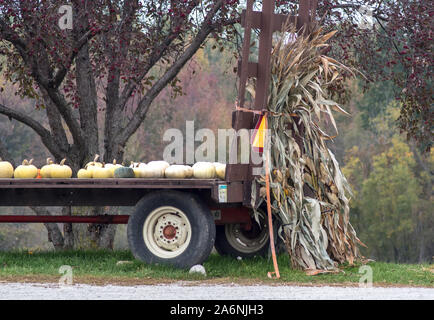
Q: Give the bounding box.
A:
[0,178,244,206]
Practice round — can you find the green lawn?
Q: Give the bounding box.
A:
[0,250,432,287]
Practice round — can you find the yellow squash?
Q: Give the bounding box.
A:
[86,154,103,168]
[77,168,92,179]
[14,159,38,179]
[91,164,112,179]
[50,159,72,178]
[0,157,14,178]
[40,158,54,178]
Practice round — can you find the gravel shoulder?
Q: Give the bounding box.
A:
[0,281,433,300]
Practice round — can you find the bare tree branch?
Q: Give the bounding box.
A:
[117,0,224,147]
[0,103,63,159]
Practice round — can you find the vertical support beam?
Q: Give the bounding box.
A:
[253,0,275,111]
[238,0,255,109]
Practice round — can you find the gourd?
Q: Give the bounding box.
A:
[91,164,112,179]
[147,161,170,178]
[40,158,54,178]
[164,165,188,179]
[135,164,158,178]
[77,168,92,179]
[0,157,14,178]
[105,159,123,178]
[131,163,143,178]
[14,159,38,179]
[114,166,135,178]
[214,162,226,180]
[192,162,216,179]
[86,155,104,177]
[50,159,72,178]
[183,165,193,178]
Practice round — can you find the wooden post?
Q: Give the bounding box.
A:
[225,0,318,207]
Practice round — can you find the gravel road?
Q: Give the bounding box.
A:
[0,282,433,300]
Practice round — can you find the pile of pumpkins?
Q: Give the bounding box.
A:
[0,157,72,179]
[78,155,226,180]
[0,156,226,180]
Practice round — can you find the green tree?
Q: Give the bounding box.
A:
[360,136,420,262]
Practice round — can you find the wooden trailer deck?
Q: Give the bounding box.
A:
[0,178,244,206]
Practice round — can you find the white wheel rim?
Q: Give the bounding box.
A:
[225,212,268,254]
[143,206,192,259]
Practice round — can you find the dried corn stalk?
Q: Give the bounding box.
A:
[252,23,365,271]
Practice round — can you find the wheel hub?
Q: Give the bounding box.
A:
[163,225,177,239]
[153,213,188,251]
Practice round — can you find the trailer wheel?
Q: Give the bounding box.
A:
[127,191,215,269]
[214,209,270,259]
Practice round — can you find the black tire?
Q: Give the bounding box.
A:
[127,190,216,269]
[214,209,270,259]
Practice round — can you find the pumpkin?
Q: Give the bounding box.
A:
[129,162,140,168]
[91,164,112,179]
[40,158,54,178]
[105,159,123,178]
[114,166,135,178]
[0,157,14,178]
[134,165,157,178]
[147,161,170,178]
[14,159,38,179]
[192,162,216,179]
[50,159,72,178]
[183,165,193,178]
[85,155,103,178]
[130,163,143,178]
[86,154,103,168]
[164,165,188,179]
[214,162,226,180]
[77,168,92,179]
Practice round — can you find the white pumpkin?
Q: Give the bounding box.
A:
[50,159,72,178]
[0,157,14,178]
[164,165,188,179]
[183,165,193,178]
[14,159,38,179]
[147,161,170,178]
[192,162,216,179]
[135,164,161,178]
[214,162,226,180]
[40,158,54,178]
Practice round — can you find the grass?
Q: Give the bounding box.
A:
[0,250,432,287]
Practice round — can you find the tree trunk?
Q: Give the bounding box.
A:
[63,206,74,250]
[30,207,65,250]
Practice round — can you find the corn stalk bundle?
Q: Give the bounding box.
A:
[252,24,364,271]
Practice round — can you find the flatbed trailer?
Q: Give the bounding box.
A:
[0,1,317,268]
[0,178,256,268]
[0,178,243,206]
